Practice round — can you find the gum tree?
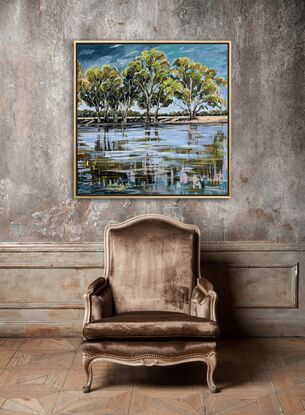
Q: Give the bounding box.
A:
[172,58,227,119]
[79,65,121,123]
[118,66,141,123]
[79,66,104,123]
[151,78,183,122]
[127,49,171,122]
[98,65,121,122]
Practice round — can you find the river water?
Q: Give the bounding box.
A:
[77,123,228,196]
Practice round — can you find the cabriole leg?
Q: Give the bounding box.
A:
[206,352,218,393]
[82,355,93,393]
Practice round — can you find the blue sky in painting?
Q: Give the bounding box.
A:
[77,43,228,112]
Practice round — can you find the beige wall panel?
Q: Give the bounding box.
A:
[0,268,102,306]
[205,265,298,308]
[0,252,103,267]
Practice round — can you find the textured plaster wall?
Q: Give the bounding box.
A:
[0,0,304,242]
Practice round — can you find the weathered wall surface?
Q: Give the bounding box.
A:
[0,0,304,242]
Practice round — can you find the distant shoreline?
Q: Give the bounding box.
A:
[173,115,227,124]
[78,115,228,128]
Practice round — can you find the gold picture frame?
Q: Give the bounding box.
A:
[74,40,231,199]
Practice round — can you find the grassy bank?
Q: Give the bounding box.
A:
[77,115,228,127]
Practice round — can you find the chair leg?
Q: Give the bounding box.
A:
[82,355,93,393]
[206,352,218,393]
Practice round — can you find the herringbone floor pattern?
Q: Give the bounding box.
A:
[0,338,304,414]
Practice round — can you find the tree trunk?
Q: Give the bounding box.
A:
[122,104,129,124]
[187,105,192,120]
[96,108,101,123]
[113,105,119,123]
[146,99,151,122]
[104,105,109,123]
[154,107,159,122]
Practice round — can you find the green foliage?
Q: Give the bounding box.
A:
[79,66,104,122]
[78,109,98,117]
[125,49,173,121]
[77,49,227,123]
[118,66,141,122]
[172,57,227,119]
[77,61,84,104]
[151,78,184,121]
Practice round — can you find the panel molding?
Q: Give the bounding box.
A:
[0,243,104,252]
[205,263,298,309]
[0,265,103,269]
[1,241,305,252]
[0,241,304,337]
[202,241,305,252]
[0,303,84,309]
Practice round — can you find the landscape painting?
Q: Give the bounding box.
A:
[74,41,231,198]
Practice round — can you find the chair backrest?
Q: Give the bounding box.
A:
[104,214,201,314]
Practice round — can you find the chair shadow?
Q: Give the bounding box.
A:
[204,262,248,337]
[92,361,210,390]
[214,338,269,390]
[198,261,268,391]
[91,351,268,392]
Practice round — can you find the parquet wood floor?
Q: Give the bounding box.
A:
[0,338,304,414]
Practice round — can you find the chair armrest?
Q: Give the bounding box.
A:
[191,277,218,321]
[197,277,214,293]
[83,277,113,329]
[87,277,108,295]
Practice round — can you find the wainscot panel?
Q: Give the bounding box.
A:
[0,242,304,337]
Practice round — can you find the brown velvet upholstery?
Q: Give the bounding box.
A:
[81,214,219,394]
[82,340,217,360]
[84,311,219,339]
[87,277,113,321]
[106,218,200,314]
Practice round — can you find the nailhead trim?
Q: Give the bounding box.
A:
[82,351,215,360]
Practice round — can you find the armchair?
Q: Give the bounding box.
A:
[81,214,219,393]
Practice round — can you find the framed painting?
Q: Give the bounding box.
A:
[74,41,231,198]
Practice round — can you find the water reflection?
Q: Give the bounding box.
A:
[77,124,228,196]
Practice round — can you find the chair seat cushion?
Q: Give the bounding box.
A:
[83,311,219,340]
